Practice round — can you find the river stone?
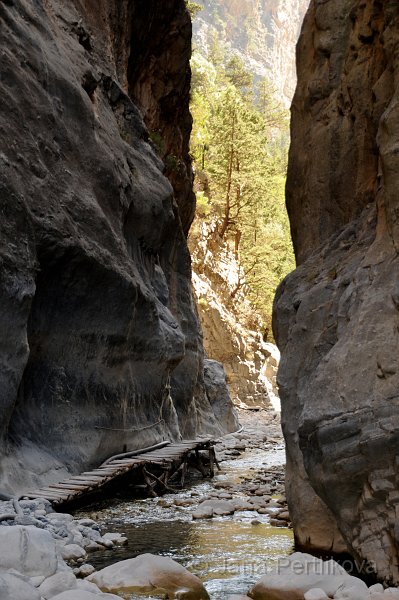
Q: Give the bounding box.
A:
[199,499,235,516]
[77,579,104,593]
[192,506,214,520]
[0,573,41,600]
[38,571,77,599]
[248,553,368,600]
[102,533,127,546]
[304,590,329,600]
[87,553,209,599]
[0,526,57,578]
[51,592,120,600]
[60,544,87,562]
[368,584,384,594]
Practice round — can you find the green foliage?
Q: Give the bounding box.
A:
[196,191,211,217]
[190,44,295,333]
[185,1,203,18]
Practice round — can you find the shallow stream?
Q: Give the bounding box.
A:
[76,445,293,599]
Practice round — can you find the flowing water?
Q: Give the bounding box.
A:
[76,445,294,599]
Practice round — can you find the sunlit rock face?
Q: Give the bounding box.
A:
[193,0,309,105]
[0,0,237,495]
[274,0,399,584]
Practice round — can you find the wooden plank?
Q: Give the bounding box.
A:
[35,489,73,498]
[24,492,67,500]
[48,484,88,491]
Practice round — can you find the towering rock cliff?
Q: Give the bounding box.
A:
[0,0,237,495]
[193,0,309,104]
[274,0,399,585]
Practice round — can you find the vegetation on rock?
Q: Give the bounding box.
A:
[189,39,294,333]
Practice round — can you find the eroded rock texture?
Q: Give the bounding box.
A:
[274,0,399,584]
[0,0,237,494]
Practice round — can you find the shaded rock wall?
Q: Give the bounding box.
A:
[0,0,237,495]
[274,0,399,584]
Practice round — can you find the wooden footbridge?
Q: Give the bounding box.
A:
[22,439,219,509]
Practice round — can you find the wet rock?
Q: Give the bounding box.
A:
[199,499,236,516]
[87,553,209,599]
[234,501,255,511]
[102,533,127,546]
[174,498,197,507]
[192,506,214,520]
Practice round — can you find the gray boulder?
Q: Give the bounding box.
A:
[88,553,209,599]
[0,526,57,578]
[0,573,41,600]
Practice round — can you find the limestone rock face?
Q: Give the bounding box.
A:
[191,224,277,408]
[193,0,309,105]
[0,0,236,494]
[274,0,399,584]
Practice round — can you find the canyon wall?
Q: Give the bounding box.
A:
[274,0,399,584]
[193,0,309,104]
[190,224,280,409]
[0,0,237,495]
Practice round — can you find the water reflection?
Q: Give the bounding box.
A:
[77,445,294,599]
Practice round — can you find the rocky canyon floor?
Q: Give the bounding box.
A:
[1,410,399,599]
[0,410,293,599]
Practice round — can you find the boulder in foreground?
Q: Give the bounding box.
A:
[248,552,368,599]
[88,553,209,599]
[0,525,57,578]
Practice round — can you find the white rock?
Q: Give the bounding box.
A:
[334,583,367,599]
[304,589,329,600]
[51,592,117,600]
[46,513,74,523]
[199,499,235,516]
[30,575,46,587]
[249,552,368,600]
[384,590,399,598]
[102,533,128,546]
[369,585,384,594]
[60,544,87,562]
[0,572,41,600]
[75,564,96,577]
[88,553,209,599]
[38,571,77,599]
[77,579,103,593]
[0,525,57,578]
